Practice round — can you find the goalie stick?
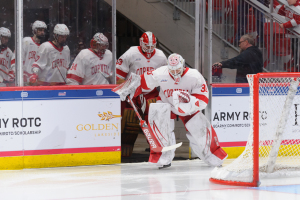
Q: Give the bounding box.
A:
[127,96,182,153]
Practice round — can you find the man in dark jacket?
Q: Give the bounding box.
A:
[213,34,263,83]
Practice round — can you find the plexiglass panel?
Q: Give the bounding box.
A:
[15,0,114,86]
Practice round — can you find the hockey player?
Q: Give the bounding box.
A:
[66,33,112,85]
[30,24,70,86]
[116,31,167,115]
[116,32,168,154]
[113,53,228,169]
[116,31,167,83]
[11,20,47,85]
[0,27,14,87]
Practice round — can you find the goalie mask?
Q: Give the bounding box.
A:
[168,53,185,84]
[90,33,109,56]
[140,31,156,56]
[32,20,47,40]
[0,27,11,49]
[53,24,69,46]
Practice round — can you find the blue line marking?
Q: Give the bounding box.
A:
[252,185,300,194]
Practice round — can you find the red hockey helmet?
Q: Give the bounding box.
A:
[90,33,109,54]
[140,31,156,54]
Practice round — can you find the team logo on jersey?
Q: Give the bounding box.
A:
[161,79,168,82]
[135,58,141,61]
[52,59,68,69]
[136,67,154,75]
[28,51,40,62]
[98,111,121,121]
[0,58,8,69]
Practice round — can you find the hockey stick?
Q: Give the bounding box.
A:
[127,96,182,153]
[0,68,14,78]
[56,66,67,84]
[98,70,111,84]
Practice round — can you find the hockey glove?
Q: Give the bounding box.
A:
[212,63,222,77]
[29,73,38,84]
[173,91,201,115]
[112,73,141,101]
[178,91,190,103]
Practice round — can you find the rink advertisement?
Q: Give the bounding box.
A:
[212,83,300,158]
[0,85,121,169]
[211,84,250,158]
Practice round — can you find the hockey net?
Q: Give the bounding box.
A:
[210,73,300,187]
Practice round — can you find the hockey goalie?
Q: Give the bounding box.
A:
[113,53,228,169]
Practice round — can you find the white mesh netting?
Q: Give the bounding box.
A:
[210,74,300,183]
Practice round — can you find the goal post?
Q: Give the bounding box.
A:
[209,73,300,187]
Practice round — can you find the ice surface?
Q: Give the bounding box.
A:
[0,160,300,200]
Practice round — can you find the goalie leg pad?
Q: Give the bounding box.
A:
[184,112,228,167]
[148,103,176,166]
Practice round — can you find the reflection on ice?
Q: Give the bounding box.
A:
[0,160,300,200]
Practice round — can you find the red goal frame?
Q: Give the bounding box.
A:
[209,73,300,187]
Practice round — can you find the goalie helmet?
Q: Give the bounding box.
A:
[0,27,11,47]
[168,53,185,84]
[53,24,70,36]
[90,33,109,54]
[140,31,156,54]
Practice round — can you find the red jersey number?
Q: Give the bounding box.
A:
[116,58,123,65]
[201,84,208,92]
[70,63,77,71]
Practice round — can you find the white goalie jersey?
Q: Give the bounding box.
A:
[66,49,112,85]
[0,47,13,82]
[32,41,70,84]
[11,37,41,78]
[141,66,209,116]
[116,46,167,80]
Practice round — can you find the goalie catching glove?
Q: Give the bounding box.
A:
[112,73,142,101]
[173,91,201,115]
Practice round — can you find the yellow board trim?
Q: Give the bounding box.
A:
[218,144,300,159]
[190,144,300,160]
[222,147,246,159]
[0,151,121,170]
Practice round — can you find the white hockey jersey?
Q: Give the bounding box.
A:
[66,49,112,85]
[32,41,70,84]
[0,47,13,82]
[116,46,167,80]
[141,66,209,116]
[11,37,41,78]
[274,1,300,33]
